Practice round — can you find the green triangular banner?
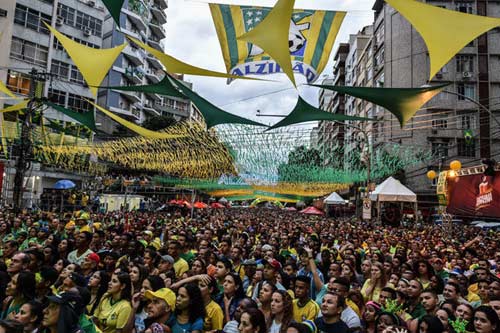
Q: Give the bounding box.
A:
[166,74,267,129]
[44,101,98,132]
[101,0,125,27]
[267,96,375,131]
[99,75,185,99]
[310,84,450,127]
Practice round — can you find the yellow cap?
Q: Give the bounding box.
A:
[145,288,176,311]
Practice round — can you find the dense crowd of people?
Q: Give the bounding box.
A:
[0,207,498,333]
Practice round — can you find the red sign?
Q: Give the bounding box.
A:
[447,172,500,217]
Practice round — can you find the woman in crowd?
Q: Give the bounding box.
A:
[375,312,401,333]
[418,315,445,333]
[218,272,245,323]
[199,275,224,332]
[473,306,500,333]
[414,260,435,290]
[435,308,455,333]
[171,283,205,333]
[239,308,267,333]
[1,271,36,320]
[87,270,110,315]
[362,262,387,302]
[258,282,277,324]
[13,300,44,333]
[129,263,148,294]
[363,301,382,333]
[268,290,294,333]
[93,272,133,333]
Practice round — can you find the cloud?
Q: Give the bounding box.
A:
[163,0,374,126]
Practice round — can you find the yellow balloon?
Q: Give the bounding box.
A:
[450,160,462,171]
[427,170,437,180]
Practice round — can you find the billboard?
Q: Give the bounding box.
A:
[447,172,500,217]
[209,4,346,83]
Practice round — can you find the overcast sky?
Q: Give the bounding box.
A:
[163,0,375,126]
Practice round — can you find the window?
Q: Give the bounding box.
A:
[457,83,476,100]
[456,55,474,72]
[48,88,66,106]
[67,93,93,112]
[456,2,473,13]
[53,34,99,50]
[6,71,31,95]
[57,3,75,26]
[9,37,48,67]
[70,65,85,85]
[14,5,50,34]
[57,4,102,36]
[459,114,476,130]
[432,142,449,157]
[51,60,69,80]
[457,138,476,157]
[432,118,448,129]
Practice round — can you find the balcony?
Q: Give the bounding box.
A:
[147,54,163,70]
[145,91,161,101]
[148,38,163,52]
[153,0,168,10]
[122,45,144,66]
[125,67,144,84]
[145,68,162,83]
[143,102,160,116]
[114,89,142,104]
[122,0,148,32]
[149,20,166,39]
[150,5,167,25]
[109,106,141,121]
[120,26,141,40]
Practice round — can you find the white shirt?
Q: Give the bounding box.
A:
[67,249,94,265]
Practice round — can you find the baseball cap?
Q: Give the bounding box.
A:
[262,258,282,270]
[87,253,100,265]
[262,244,273,252]
[160,255,174,264]
[47,291,82,310]
[145,288,176,311]
[242,259,257,266]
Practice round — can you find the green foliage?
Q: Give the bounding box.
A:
[141,114,176,131]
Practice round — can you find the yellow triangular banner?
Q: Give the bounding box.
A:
[128,37,261,81]
[89,101,184,140]
[386,0,500,80]
[237,0,296,86]
[0,82,16,99]
[0,100,29,113]
[45,23,126,96]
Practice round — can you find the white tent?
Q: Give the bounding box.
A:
[370,177,417,202]
[369,177,417,222]
[324,192,346,204]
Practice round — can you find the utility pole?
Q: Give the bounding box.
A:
[12,68,48,213]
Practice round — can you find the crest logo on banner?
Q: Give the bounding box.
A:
[209,4,346,84]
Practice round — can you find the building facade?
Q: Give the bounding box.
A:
[317,43,349,167]
[320,0,500,205]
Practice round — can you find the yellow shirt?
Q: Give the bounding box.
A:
[204,300,224,331]
[174,258,189,278]
[293,299,320,323]
[94,297,132,333]
[361,279,382,302]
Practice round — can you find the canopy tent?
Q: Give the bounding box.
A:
[324,192,346,205]
[370,177,417,202]
[300,206,324,215]
[369,176,417,223]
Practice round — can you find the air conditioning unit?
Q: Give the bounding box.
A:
[463,71,472,78]
[83,28,91,36]
[56,16,64,26]
[432,129,438,135]
[87,0,96,6]
[435,73,443,79]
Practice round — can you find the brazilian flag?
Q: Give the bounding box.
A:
[464,129,474,145]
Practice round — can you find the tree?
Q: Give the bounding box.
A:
[141,114,176,131]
